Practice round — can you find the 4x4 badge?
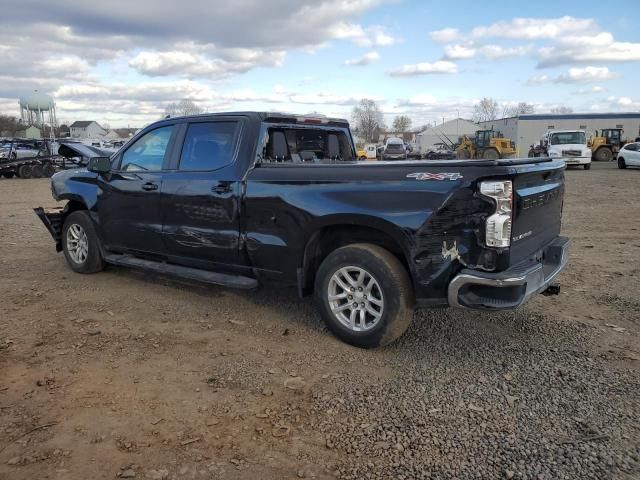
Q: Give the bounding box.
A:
[407,172,463,181]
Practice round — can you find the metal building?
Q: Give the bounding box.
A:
[479,113,640,156]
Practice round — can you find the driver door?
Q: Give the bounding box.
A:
[96,124,177,256]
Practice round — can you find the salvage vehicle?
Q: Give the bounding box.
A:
[546,130,592,170]
[382,137,407,160]
[35,112,570,348]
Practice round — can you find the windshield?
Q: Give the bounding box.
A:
[550,132,586,145]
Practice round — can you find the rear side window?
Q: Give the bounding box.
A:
[121,126,173,171]
[179,122,239,171]
[263,127,354,163]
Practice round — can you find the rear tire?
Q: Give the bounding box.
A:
[583,163,591,170]
[618,157,627,169]
[30,164,44,178]
[17,164,32,178]
[595,147,612,162]
[43,163,56,177]
[315,243,414,348]
[61,211,105,274]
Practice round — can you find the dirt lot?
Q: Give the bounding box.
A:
[1,162,639,480]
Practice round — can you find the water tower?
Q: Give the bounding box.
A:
[18,90,58,139]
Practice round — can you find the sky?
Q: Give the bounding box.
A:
[1,0,639,128]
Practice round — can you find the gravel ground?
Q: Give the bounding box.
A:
[0,162,638,480]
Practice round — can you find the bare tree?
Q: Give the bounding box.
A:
[164,99,203,118]
[550,106,574,114]
[472,97,499,123]
[392,115,412,134]
[502,102,535,118]
[351,99,385,143]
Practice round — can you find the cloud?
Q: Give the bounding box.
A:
[479,44,530,59]
[429,28,459,43]
[573,86,606,95]
[598,95,640,111]
[443,44,475,60]
[443,43,530,60]
[129,47,286,78]
[344,51,380,66]
[554,66,618,83]
[538,37,640,67]
[526,74,550,86]
[471,16,595,40]
[388,61,458,76]
[332,23,398,48]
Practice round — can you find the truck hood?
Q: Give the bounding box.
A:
[58,142,112,160]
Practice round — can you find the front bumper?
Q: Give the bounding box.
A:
[561,156,590,165]
[34,206,64,252]
[448,236,570,310]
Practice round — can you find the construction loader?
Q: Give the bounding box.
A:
[455,129,516,160]
[589,128,632,162]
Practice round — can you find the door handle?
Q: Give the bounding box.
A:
[212,182,232,194]
[141,182,158,191]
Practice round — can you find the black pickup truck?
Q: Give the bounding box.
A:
[35,112,569,348]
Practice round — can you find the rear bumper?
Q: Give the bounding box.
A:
[447,236,570,310]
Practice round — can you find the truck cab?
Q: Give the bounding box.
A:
[545,130,592,170]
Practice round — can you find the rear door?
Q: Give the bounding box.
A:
[96,124,176,255]
[160,118,244,267]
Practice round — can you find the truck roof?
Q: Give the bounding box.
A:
[162,111,350,127]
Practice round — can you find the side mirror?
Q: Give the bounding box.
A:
[87,156,111,174]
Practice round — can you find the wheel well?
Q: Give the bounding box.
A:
[64,200,88,215]
[301,225,410,293]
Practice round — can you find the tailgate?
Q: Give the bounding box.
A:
[509,163,565,263]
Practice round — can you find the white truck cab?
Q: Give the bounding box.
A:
[544,130,592,170]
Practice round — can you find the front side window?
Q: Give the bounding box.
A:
[179,122,239,171]
[120,126,173,171]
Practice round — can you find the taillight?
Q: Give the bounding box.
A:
[480,180,513,247]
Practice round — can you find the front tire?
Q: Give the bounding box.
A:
[595,147,612,162]
[315,243,414,348]
[482,148,500,160]
[62,211,105,274]
[584,163,591,170]
[618,157,627,169]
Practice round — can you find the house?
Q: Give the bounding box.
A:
[15,125,42,139]
[69,121,107,139]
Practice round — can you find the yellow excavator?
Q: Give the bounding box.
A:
[455,129,516,160]
[588,128,632,162]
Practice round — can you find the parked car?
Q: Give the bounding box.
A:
[35,112,569,348]
[423,143,456,160]
[617,142,640,169]
[0,140,44,160]
[382,137,407,160]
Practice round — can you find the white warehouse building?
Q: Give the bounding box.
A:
[479,113,640,156]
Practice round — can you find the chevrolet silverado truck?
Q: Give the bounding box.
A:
[34,112,569,348]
